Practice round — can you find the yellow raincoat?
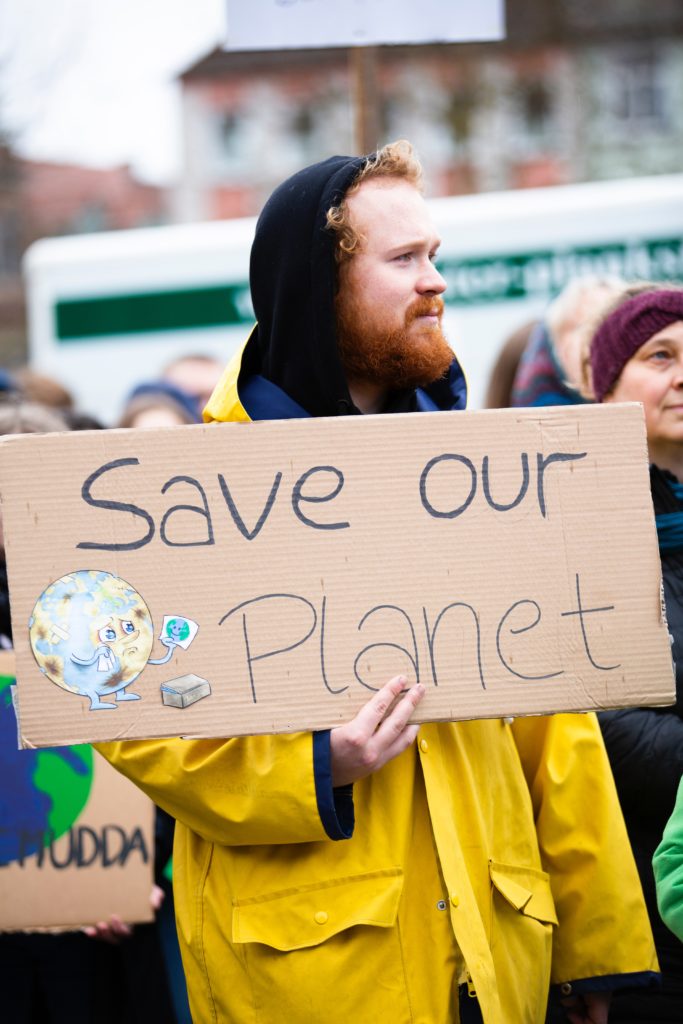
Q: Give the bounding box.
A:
[97,353,657,1024]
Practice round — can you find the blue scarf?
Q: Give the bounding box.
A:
[656,478,683,553]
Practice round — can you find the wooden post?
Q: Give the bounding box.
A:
[350,45,380,155]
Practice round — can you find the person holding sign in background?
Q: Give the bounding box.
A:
[587,285,683,1022]
[98,142,658,1024]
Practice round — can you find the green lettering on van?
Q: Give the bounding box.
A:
[436,237,683,305]
[55,284,254,342]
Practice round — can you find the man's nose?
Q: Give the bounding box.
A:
[417,261,446,295]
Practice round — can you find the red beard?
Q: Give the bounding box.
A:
[336,293,453,390]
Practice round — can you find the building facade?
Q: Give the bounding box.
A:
[0,155,166,366]
[173,0,683,220]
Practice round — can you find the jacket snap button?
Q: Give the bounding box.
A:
[419,739,429,753]
[450,894,459,908]
[436,900,447,911]
[560,982,572,996]
[314,911,328,925]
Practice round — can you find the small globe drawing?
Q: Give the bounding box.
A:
[165,618,190,644]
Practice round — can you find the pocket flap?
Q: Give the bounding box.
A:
[233,868,404,951]
[490,862,558,926]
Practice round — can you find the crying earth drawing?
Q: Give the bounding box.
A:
[29,569,199,710]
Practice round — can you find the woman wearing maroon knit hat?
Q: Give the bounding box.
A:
[588,284,683,1023]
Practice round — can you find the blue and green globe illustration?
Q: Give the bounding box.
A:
[165,618,190,644]
[0,672,93,865]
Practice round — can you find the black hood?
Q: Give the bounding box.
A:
[245,154,367,418]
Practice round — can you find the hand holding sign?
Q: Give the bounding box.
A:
[330,676,425,787]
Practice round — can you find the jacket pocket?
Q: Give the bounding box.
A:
[232,867,403,950]
[489,861,558,926]
[488,861,556,1022]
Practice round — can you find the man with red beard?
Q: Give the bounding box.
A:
[97,142,658,1024]
[331,163,454,410]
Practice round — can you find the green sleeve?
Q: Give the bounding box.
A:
[653,774,683,943]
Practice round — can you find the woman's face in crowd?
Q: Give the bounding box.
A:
[607,321,683,455]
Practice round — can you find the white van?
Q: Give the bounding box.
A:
[24,173,683,422]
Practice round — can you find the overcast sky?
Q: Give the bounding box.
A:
[0,0,227,183]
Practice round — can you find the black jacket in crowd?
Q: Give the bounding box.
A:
[599,464,683,1023]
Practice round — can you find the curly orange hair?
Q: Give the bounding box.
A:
[325,139,423,264]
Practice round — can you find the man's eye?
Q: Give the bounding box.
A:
[99,627,117,642]
[395,253,412,263]
[649,350,670,362]
[122,620,135,634]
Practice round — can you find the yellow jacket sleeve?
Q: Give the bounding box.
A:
[96,733,332,847]
[511,712,658,984]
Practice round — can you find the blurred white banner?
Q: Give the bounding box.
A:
[225,0,505,50]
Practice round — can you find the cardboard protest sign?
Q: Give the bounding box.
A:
[0,651,154,929]
[0,403,675,749]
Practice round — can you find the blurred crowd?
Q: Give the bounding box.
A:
[0,352,225,435]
